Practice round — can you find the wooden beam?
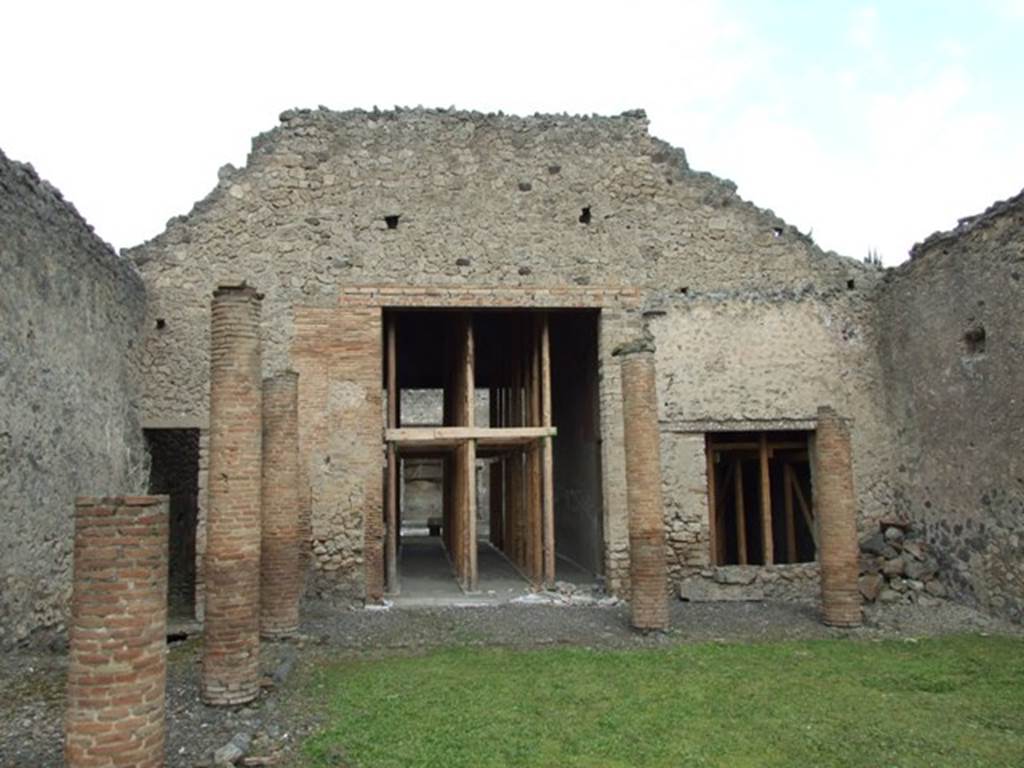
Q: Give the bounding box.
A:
[791,470,818,549]
[715,458,736,565]
[465,439,478,591]
[784,463,797,562]
[386,444,398,593]
[385,315,398,593]
[759,433,774,566]
[735,462,747,566]
[386,426,557,448]
[706,446,718,566]
[540,313,555,587]
[706,441,807,453]
[527,317,543,584]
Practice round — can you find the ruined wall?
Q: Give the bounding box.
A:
[0,150,148,646]
[127,107,885,596]
[652,285,897,587]
[877,191,1024,622]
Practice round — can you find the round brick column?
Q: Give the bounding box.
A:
[618,343,670,631]
[814,406,863,627]
[65,496,168,768]
[261,371,302,638]
[202,284,263,705]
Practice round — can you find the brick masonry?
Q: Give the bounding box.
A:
[261,371,302,638]
[65,496,168,768]
[619,346,670,631]
[814,406,863,627]
[201,285,263,705]
[128,108,877,603]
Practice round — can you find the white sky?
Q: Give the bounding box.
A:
[2,0,1022,265]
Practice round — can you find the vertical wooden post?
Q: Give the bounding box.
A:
[759,433,774,566]
[706,445,718,566]
[466,439,478,591]
[734,464,747,566]
[784,463,797,562]
[528,317,543,585]
[540,313,556,587]
[385,315,398,594]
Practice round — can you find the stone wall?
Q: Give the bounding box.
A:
[127,107,885,598]
[877,190,1024,622]
[0,150,148,647]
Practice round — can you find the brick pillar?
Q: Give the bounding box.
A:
[814,406,863,627]
[202,284,263,705]
[261,371,302,638]
[65,496,168,768]
[618,342,670,631]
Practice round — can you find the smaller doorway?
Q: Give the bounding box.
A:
[144,428,200,619]
[706,431,816,566]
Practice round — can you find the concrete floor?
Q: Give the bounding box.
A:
[392,535,596,606]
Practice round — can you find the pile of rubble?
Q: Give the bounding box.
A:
[858,521,947,606]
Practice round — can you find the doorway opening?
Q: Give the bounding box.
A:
[382,309,603,598]
[706,431,816,566]
[144,428,199,619]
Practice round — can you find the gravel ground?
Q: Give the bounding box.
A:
[1,597,1020,767]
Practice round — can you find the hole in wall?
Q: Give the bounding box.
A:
[547,164,561,175]
[155,318,166,330]
[772,227,783,238]
[385,215,400,230]
[962,324,986,355]
[847,279,856,290]
[678,286,689,296]
[578,206,592,225]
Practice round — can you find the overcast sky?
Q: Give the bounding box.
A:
[2,0,1022,265]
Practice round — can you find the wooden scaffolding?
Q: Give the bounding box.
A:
[384,312,557,593]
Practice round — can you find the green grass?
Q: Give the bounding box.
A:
[298,635,1024,768]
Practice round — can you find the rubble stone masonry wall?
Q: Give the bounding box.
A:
[0,150,148,647]
[877,191,1024,622]
[127,107,891,597]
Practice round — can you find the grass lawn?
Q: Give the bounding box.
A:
[298,635,1024,768]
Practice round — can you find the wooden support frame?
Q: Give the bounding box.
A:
[706,448,718,565]
[759,433,774,566]
[707,431,815,567]
[385,315,399,594]
[784,463,797,562]
[734,464,748,565]
[540,313,555,587]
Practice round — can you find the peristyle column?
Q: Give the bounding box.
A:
[814,406,863,627]
[65,496,168,768]
[202,284,263,705]
[618,339,670,631]
[260,371,302,638]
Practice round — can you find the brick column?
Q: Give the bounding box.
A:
[618,341,670,631]
[65,496,168,768]
[261,371,302,638]
[814,406,863,627]
[202,284,263,705]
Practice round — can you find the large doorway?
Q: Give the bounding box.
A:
[382,309,603,598]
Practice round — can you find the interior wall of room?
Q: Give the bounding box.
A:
[551,312,604,575]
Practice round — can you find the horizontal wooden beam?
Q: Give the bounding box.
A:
[386,426,557,451]
[709,441,807,453]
